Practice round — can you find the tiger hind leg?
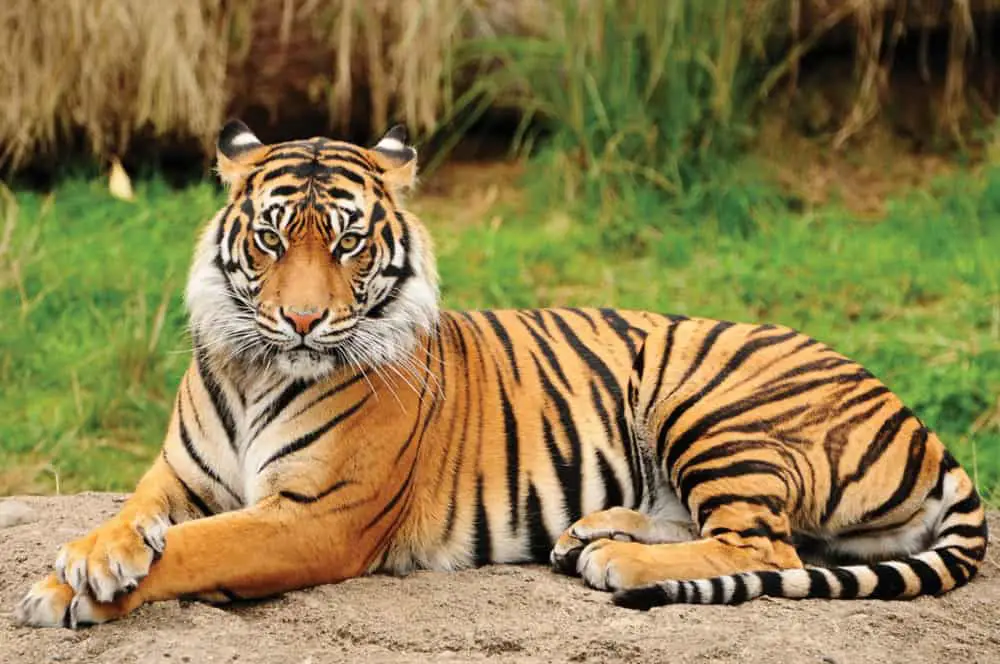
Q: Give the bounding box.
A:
[551,507,696,576]
[575,496,803,592]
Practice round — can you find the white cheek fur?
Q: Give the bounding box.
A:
[185,210,441,382]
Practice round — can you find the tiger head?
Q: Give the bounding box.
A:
[186,120,439,381]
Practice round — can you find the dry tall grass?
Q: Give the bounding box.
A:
[0,0,245,168]
[0,0,997,170]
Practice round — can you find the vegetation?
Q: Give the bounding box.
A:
[3,0,997,169]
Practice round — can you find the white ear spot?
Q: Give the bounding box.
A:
[230,132,261,148]
[376,137,405,152]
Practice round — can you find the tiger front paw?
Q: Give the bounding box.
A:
[577,539,668,592]
[550,507,693,576]
[13,574,125,628]
[55,513,168,603]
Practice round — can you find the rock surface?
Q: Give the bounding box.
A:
[1,493,998,664]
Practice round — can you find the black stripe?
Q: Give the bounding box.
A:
[526,483,551,562]
[536,359,584,522]
[731,573,752,603]
[595,448,624,510]
[665,371,871,472]
[257,395,370,471]
[331,154,378,174]
[562,307,598,333]
[696,494,783,527]
[929,451,960,499]
[542,415,583,523]
[807,568,832,598]
[710,576,726,602]
[758,570,783,598]
[689,580,702,604]
[260,162,319,183]
[481,311,521,383]
[758,355,858,390]
[371,200,387,225]
[523,309,553,337]
[330,144,377,165]
[708,517,790,543]
[176,473,213,517]
[675,579,688,602]
[162,452,215,517]
[288,372,366,419]
[937,548,974,584]
[908,557,944,595]
[861,427,928,522]
[474,477,492,566]
[183,378,207,436]
[333,165,365,185]
[177,399,241,503]
[598,308,639,358]
[838,385,891,412]
[944,493,982,516]
[823,405,911,521]
[249,378,313,438]
[937,523,987,540]
[643,323,680,422]
[679,460,786,510]
[441,317,472,541]
[195,350,238,453]
[498,378,521,530]
[223,217,243,269]
[869,563,907,599]
[519,315,573,392]
[268,184,299,197]
[327,186,356,202]
[830,567,860,598]
[363,457,417,532]
[655,328,798,458]
[549,311,633,469]
[279,479,353,504]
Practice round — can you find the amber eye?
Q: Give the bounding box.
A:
[338,234,362,253]
[258,230,282,251]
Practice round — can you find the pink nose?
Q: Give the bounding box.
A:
[281,308,326,335]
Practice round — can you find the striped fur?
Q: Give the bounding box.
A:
[15,123,987,628]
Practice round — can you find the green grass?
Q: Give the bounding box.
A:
[1,167,999,504]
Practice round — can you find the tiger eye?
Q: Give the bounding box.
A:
[259,230,282,250]
[339,234,360,252]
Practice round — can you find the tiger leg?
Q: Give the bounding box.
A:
[15,455,205,627]
[576,492,803,592]
[16,495,376,628]
[550,507,695,575]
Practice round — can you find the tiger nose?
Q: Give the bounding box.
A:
[281,307,326,335]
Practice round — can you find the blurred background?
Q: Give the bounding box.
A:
[0,0,997,502]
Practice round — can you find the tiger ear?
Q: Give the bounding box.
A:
[370,125,417,191]
[216,119,268,191]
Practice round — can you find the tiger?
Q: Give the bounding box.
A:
[15,121,988,628]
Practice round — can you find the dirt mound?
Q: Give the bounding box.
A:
[1,494,998,664]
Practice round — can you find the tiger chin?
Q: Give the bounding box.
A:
[15,121,987,628]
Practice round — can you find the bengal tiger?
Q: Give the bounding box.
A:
[15,121,988,628]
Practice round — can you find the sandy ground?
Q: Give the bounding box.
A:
[1,494,998,664]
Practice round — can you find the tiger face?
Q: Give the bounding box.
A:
[186,121,439,381]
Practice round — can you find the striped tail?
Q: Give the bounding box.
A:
[614,465,989,609]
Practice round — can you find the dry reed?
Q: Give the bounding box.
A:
[0,0,245,168]
[0,0,996,170]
